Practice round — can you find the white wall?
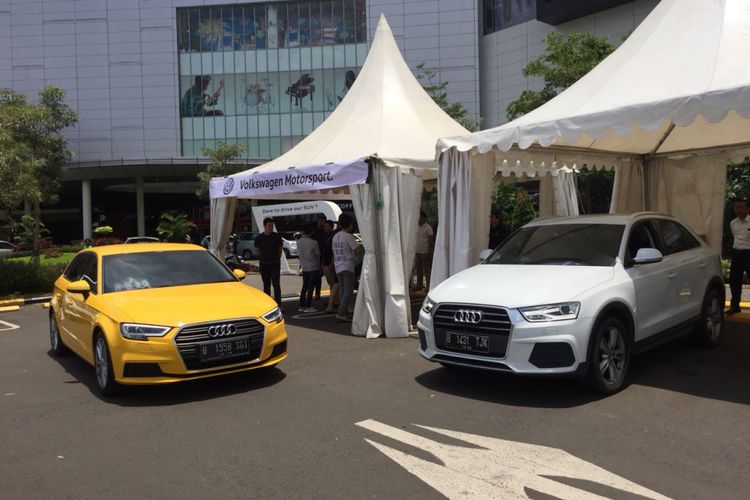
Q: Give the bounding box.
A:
[479,0,660,128]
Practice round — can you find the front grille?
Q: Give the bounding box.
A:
[123,363,164,378]
[529,342,575,368]
[175,318,265,370]
[432,304,511,358]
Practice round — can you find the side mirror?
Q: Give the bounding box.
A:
[633,248,663,265]
[67,280,91,296]
[479,249,493,262]
[233,269,246,281]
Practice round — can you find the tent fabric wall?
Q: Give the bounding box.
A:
[351,163,422,338]
[210,197,237,260]
[609,160,646,215]
[644,154,727,252]
[539,171,580,218]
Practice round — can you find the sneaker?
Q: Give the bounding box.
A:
[297,307,305,313]
[304,307,317,313]
[726,306,741,315]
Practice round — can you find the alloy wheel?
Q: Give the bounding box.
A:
[49,315,59,350]
[598,326,626,385]
[95,337,109,389]
[705,293,723,342]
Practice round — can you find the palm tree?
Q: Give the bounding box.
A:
[156,213,196,243]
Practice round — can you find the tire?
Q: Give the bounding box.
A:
[49,311,69,356]
[243,249,253,260]
[696,287,723,348]
[284,248,291,258]
[93,332,119,396]
[585,317,630,395]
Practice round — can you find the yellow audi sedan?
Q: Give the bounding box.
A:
[49,243,287,395]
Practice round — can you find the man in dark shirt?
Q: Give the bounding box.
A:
[254,217,283,305]
[489,211,510,250]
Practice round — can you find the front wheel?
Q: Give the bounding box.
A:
[49,312,68,356]
[585,317,630,395]
[283,248,291,258]
[243,249,253,260]
[696,287,723,348]
[94,333,118,396]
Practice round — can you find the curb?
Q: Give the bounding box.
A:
[0,295,52,308]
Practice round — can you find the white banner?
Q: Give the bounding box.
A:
[209,158,369,199]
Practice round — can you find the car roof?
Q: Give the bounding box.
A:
[83,243,206,256]
[526,212,673,227]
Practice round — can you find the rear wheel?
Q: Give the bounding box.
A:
[243,249,253,260]
[585,317,630,395]
[49,312,68,356]
[94,333,118,396]
[696,287,723,348]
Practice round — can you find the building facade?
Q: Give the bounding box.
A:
[0,0,656,242]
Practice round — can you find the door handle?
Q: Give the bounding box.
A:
[698,262,707,269]
[667,272,677,279]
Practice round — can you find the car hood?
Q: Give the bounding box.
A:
[429,264,615,309]
[102,282,278,327]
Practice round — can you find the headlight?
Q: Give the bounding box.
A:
[421,297,436,315]
[120,323,172,341]
[262,306,283,323]
[519,302,580,322]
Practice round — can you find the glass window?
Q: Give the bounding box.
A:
[355,0,366,42]
[80,253,98,293]
[653,219,701,255]
[626,222,658,262]
[485,224,625,267]
[64,253,86,281]
[103,251,236,293]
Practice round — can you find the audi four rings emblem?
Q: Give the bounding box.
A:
[207,324,237,338]
[453,310,483,324]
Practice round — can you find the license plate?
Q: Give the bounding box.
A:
[446,331,489,353]
[197,336,251,362]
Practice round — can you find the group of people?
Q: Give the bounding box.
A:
[255,214,362,323]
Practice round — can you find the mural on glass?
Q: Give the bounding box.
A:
[177,1,367,159]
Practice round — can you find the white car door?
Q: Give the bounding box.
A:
[625,220,674,341]
[652,219,707,322]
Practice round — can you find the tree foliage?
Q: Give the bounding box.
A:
[416,63,482,132]
[196,141,248,199]
[506,32,616,121]
[0,86,77,260]
[156,213,196,243]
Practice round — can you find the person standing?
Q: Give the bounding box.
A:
[489,211,510,250]
[254,217,283,305]
[414,211,434,291]
[728,199,750,314]
[311,214,328,300]
[322,220,340,314]
[296,224,321,312]
[333,213,361,322]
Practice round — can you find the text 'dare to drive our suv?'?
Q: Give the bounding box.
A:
[418,213,724,394]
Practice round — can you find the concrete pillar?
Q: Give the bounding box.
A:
[82,179,92,240]
[136,176,145,237]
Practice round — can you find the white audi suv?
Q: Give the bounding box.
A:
[418,213,724,394]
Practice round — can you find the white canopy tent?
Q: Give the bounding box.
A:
[210,14,467,338]
[433,0,750,288]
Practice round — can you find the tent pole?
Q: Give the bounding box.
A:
[371,159,387,336]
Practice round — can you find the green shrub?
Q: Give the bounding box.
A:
[0,261,65,297]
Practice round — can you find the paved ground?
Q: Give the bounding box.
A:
[1,303,749,500]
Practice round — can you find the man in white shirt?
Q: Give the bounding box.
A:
[728,199,750,314]
[333,213,361,322]
[413,211,434,291]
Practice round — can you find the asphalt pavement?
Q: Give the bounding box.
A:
[1,303,749,499]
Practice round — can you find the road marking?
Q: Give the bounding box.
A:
[356,419,671,500]
[0,320,20,332]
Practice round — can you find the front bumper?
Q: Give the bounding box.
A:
[417,306,594,376]
[108,320,288,385]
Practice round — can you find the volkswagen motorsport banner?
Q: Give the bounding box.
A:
[209,158,369,199]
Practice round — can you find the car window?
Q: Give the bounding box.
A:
[653,219,700,255]
[626,222,658,262]
[484,223,625,267]
[79,253,98,294]
[0,241,13,250]
[102,250,236,293]
[63,254,86,281]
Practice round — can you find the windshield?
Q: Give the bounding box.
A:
[484,223,624,267]
[103,250,236,293]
